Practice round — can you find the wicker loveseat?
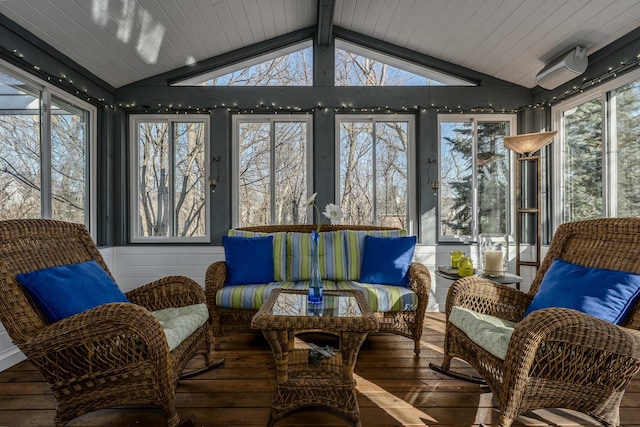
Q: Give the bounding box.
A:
[432,218,640,427]
[205,224,431,354]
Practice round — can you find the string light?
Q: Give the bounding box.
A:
[3,44,639,115]
[0,45,116,110]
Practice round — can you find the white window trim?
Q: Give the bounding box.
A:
[551,67,640,233]
[334,114,416,235]
[231,114,313,228]
[437,113,517,242]
[0,60,97,236]
[129,114,210,243]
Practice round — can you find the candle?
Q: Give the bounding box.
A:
[484,250,504,277]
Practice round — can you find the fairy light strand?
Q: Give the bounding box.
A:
[4,45,640,115]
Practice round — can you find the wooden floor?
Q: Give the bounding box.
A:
[1,312,639,427]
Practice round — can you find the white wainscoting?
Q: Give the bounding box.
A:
[0,243,540,371]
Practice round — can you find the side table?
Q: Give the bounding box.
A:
[435,265,523,289]
[251,289,378,427]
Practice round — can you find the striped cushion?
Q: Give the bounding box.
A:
[216,281,351,309]
[228,230,287,281]
[343,230,407,281]
[286,231,347,281]
[350,281,418,312]
[216,282,293,309]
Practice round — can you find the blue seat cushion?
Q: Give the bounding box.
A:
[360,235,416,286]
[16,260,129,323]
[223,235,274,285]
[524,258,640,324]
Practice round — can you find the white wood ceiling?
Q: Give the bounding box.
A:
[1,0,639,89]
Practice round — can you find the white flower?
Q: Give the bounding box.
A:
[307,193,342,232]
[323,203,343,225]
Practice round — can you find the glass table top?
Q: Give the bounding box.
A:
[269,291,362,318]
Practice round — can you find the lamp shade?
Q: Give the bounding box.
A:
[503,131,557,155]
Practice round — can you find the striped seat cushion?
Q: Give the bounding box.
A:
[228,229,287,281]
[349,281,418,312]
[216,281,353,309]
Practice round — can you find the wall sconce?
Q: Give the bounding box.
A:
[210,156,221,192]
[427,158,438,194]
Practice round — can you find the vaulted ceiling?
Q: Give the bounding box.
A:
[1,0,639,89]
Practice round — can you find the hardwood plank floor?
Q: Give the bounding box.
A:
[1,312,639,426]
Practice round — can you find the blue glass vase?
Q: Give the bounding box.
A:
[307,231,324,304]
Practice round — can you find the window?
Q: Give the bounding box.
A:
[439,114,516,241]
[0,64,94,229]
[233,115,311,227]
[173,41,313,86]
[335,40,475,86]
[337,115,415,232]
[130,115,209,241]
[553,68,640,227]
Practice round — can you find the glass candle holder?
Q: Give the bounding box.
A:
[450,249,464,269]
[458,256,474,277]
[479,234,509,277]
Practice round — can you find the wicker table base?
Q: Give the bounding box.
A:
[252,289,378,427]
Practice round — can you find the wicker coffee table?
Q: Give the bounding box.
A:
[251,289,378,427]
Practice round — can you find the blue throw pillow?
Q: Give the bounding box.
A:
[359,235,417,286]
[524,258,640,324]
[16,260,129,323]
[223,235,274,285]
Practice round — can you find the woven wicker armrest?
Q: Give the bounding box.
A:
[126,275,206,311]
[408,262,431,301]
[21,302,169,364]
[503,307,640,406]
[204,261,227,303]
[445,276,532,323]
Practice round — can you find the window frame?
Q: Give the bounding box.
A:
[172,40,313,86]
[335,114,416,235]
[437,113,517,243]
[129,114,211,243]
[551,67,640,233]
[334,39,476,87]
[231,114,313,228]
[0,60,97,235]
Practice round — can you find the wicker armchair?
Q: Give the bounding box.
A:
[432,218,640,427]
[0,219,222,427]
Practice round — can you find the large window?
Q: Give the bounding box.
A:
[0,64,94,229]
[233,115,311,227]
[439,115,515,241]
[173,41,312,86]
[337,115,415,232]
[335,40,475,87]
[130,115,209,241]
[553,69,640,226]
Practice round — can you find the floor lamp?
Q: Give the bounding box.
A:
[503,131,557,276]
